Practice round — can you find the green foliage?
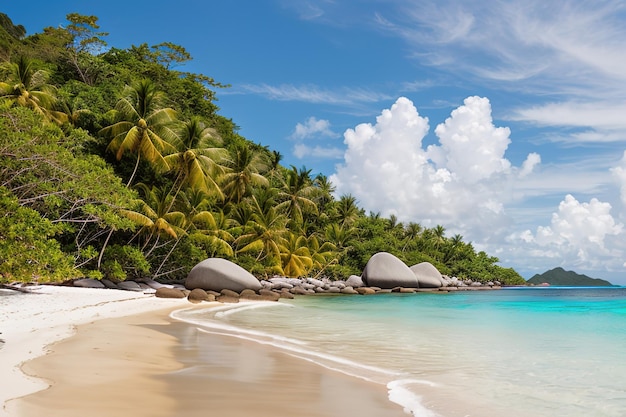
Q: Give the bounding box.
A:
[527,267,612,286]
[0,10,524,284]
[101,244,150,281]
[0,187,75,282]
[0,13,26,40]
[0,13,25,58]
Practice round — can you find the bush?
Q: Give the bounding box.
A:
[0,187,76,282]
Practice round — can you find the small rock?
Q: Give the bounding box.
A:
[100,279,119,289]
[258,289,280,301]
[240,289,258,298]
[155,287,186,299]
[216,295,239,303]
[279,291,295,299]
[221,289,240,298]
[290,287,308,295]
[118,281,143,291]
[188,288,209,303]
[306,277,325,287]
[73,278,105,289]
[141,279,173,289]
[345,275,364,288]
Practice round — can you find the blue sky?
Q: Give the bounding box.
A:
[4,1,626,284]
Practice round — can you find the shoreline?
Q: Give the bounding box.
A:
[1,286,409,417]
[0,286,188,416]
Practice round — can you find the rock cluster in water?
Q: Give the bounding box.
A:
[70,252,502,304]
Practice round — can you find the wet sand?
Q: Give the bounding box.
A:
[9,306,409,417]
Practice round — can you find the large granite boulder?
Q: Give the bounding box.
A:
[410,262,443,288]
[185,258,262,292]
[361,252,418,289]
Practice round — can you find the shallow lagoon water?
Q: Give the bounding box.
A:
[174,287,626,417]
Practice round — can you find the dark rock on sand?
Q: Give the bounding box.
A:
[220,289,240,298]
[278,290,295,299]
[155,287,186,299]
[239,289,260,300]
[410,262,443,288]
[258,289,281,301]
[187,288,210,303]
[290,286,309,295]
[216,295,239,303]
[73,278,105,289]
[185,258,262,292]
[100,279,120,289]
[361,252,418,289]
[117,281,144,292]
[141,279,173,290]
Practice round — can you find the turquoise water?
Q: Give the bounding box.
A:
[173,288,626,417]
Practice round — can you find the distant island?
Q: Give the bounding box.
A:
[527,267,613,286]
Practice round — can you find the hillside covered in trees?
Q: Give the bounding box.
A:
[527,268,613,286]
[0,12,525,285]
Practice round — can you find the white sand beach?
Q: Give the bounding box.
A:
[0,285,186,416]
[0,285,408,417]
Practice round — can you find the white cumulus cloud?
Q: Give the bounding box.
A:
[291,117,337,139]
[610,150,626,207]
[428,96,512,183]
[510,195,624,270]
[330,96,538,239]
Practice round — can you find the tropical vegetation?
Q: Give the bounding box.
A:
[0,12,525,285]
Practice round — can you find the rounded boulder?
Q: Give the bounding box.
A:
[345,275,364,288]
[410,262,443,288]
[361,252,418,289]
[185,258,262,292]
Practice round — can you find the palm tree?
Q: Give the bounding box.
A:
[60,96,92,128]
[100,79,178,186]
[402,222,422,252]
[325,222,356,251]
[443,233,465,264]
[334,194,360,227]
[128,184,186,256]
[307,234,337,273]
[220,143,269,205]
[268,149,283,176]
[174,188,234,258]
[313,174,335,210]
[432,225,447,249]
[234,190,287,267]
[164,117,228,199]
[279,233,313,278]
[423,224,447,260]
[276,165,318,228]
[189,209,235,257]
[0,56,67,124]
[386,214,403,235]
